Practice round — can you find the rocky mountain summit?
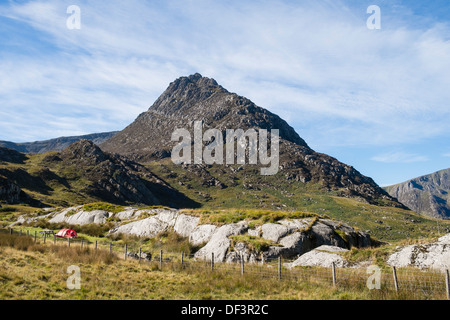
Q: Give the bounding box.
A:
[385,168,450,219]
[101,73,308,159]
[101,73,401,207]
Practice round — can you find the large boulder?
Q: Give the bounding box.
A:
[110,215,172,238]
[49,207,110,225]
[262,219,370,260]
[65,210,110,225]
[109,209,195,238]
[387,235,450,270]
[114,208,139,220]
[174,214,200,238]
[438,234,450,244]
[194,223,248,262]
[286,245,349,268]
[48,206,83,224]
[189,224,217,246]
[261,223,291,242]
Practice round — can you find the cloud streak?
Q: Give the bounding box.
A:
[371,151,429,164]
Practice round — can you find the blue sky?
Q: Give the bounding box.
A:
[0,0,449,186]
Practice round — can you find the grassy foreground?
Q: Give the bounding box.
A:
[0,232,447,300]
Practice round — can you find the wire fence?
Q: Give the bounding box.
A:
[3,227,450,300]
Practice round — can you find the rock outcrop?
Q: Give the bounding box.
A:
[194,223,249,262]
[387,234,450,270]
[16,206,373,262]
[49,207,110,225]
[285,245,349,268]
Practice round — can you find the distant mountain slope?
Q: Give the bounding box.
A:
[384,168,450,219]
[101,73,402,208]
[0,131,118,154]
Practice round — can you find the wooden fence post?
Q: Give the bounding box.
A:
[278,257,282,281]
[181,252,184,269]
[43,233,46,244]
[332,262,337,287]
[54,234,56,245]
[445,269,450,300]
[34,231,37,243]
[139,248,142,263]
[68,237,71,247]
[160,250,163,270]
[241,254,245,276]
[211,253,214,272]
[393,267,399,292]
[124,244,127,260]
[109,243,112,254]
[9,228,12,235]
[95,241,98,251]
[27,230,29,237]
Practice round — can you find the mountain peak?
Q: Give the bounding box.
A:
[101,73,309,158]
[149,73,225,116]
[180,73,219,87]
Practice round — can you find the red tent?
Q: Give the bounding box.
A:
[56,228,78,239]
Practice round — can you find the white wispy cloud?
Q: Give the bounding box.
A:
[0,0,449,148]
[371,152,429,163]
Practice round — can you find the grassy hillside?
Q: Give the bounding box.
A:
[0,152,100,207]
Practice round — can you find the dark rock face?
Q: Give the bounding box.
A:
[279,141,398,205]
[0,131,118,154]
[59,140,198,208]
[385,169,450,219]
[0,176,22,204]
